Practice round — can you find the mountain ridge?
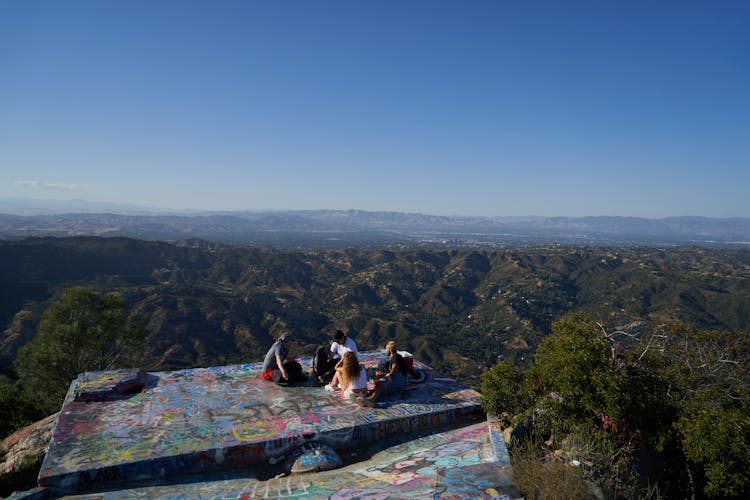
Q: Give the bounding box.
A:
[2,237,749,385]
[1,207,749,247]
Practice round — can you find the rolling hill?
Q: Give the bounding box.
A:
[2,237,749,386]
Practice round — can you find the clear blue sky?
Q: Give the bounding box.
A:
[1,1,748,217]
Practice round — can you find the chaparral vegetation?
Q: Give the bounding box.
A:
[1,237,748,497]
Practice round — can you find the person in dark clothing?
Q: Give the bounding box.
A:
[313,345,336,384]
[261,333,302,383]
[353,340,407,407]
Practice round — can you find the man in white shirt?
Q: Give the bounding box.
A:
[313,329,360,384]
[330,329,359,361]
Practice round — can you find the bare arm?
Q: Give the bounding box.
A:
[276,353,288,380]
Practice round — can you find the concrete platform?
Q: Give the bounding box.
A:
[38,351,505,496]
[61,419,520,499]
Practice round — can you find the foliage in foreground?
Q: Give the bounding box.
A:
[14,287,144,415]
[0,449,43,498]
[0,375,45,440]
[482,313,750,499]
[509,440,589,500]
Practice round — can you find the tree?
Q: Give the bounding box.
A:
[655,324,750,498]
[14,287,144,413]
[481,313,750,499]
[530,313,614,418]
[678,396,750,498]
[0,375,41,439]
[480,361,526,416]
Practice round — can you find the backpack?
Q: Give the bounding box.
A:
[282,360,305,382]
[312,346,335,383]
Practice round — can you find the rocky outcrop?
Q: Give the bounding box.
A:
[0,309,37,368]
[0,413,56,497]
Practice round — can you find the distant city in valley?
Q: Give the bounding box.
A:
[1,198,749,248]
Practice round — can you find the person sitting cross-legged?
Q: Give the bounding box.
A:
[324,351,368,400]
[353,340,407,407]
[260,333,303,383]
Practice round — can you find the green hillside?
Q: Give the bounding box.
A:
[2,237,749,386]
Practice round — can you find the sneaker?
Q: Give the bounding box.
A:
[324,384,335,392]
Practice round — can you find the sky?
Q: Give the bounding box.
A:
[1,1,748,218]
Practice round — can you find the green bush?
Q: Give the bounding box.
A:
[678,396,750,498]
[480,361,526,416]
[15,287,144,414]
[0,376,44,440]
[480,312,750,498]
[531,313,613,417]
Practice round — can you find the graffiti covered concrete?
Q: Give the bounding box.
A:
[61,420,521,499]
[39,352,492,495]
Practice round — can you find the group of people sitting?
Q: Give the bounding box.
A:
[260,329,411,408]
[324,338,409,407]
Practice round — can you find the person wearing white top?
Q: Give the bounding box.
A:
[324,351,368,400]
[330,330,359,360]
[314,330,360,384]
[343,368,368,400]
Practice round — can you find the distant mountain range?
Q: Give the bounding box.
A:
[0,199,748,247]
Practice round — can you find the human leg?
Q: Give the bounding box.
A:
[325,371,341,392]
[355,380,384,407]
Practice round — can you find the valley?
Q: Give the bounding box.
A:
[2,237,749,386]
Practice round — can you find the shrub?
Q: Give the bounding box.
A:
[677,397,750,498]
[510,440,589,500]
[531,313,613,417]
[15,287,144,414]
[480,361,526,416]
[0,376,44,440]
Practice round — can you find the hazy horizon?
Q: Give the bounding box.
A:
[2,195,750,221]
[2,1,748,218]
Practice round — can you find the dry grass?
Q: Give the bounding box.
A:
[510,443,590,500]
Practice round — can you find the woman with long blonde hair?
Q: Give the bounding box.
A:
[325,351,367,400]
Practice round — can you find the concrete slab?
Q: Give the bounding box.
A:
[39,352,491,495]
[61,419,522,499]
